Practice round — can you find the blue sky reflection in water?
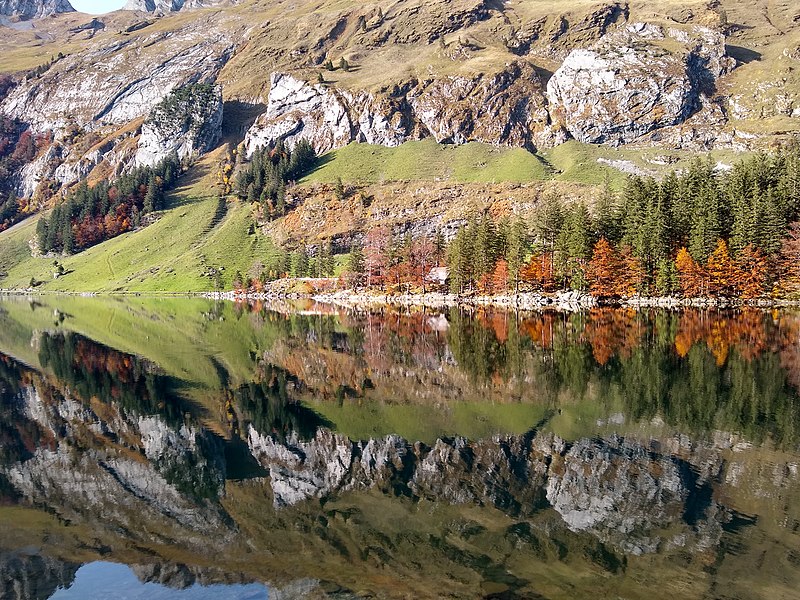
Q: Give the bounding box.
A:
[49,562,268,599]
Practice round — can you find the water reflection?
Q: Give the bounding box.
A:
[0,297,799,598]
[49,562,269,600]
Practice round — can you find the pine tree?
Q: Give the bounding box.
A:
[144,174,160,213]
[655,258,679,296]
[533,193,563,253]
[291,247,309,277]
[448,226,473,294]
[756,187,784,256]
[474,214,497,280]
[62,222,74,255]
[594,178,621,243]
[37,218,49,254]
[347,243,364,276]
[506,216,527,293]
[334,176,345,200]
[688,179,721,262]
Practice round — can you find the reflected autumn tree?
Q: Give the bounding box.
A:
[37,332,191,425]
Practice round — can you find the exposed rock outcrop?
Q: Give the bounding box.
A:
[0,0,73,19]
[135,83,223,166]
[123,0,223,14]
[406,61,556,148]
[245,62,561,156]
[547,23,734,145]
[1,31,233,134]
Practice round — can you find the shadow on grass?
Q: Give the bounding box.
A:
[726,45,761,64]
[165,160,217,208]
[300,151,337,181]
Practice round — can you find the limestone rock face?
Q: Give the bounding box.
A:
[135,83,223,167]
[547,23,732,145]
[0,25,234,196]
[0,0,73,19]
[0,30,234,134]
[244,72,355,156]
[245,62,559,156]
[123,0,222,14]
[406,61,553,148]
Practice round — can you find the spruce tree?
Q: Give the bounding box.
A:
[506,216,528,293]
[474,214,497,280]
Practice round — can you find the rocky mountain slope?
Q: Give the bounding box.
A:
[123,0,225,13]
[0,0,73,20]
[0,0,798,204]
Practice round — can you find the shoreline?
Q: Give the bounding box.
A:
[199,289,800,311]
[3,288,800,311]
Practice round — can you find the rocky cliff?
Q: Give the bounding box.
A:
[0,0,73,19]
[245,62,559,155]
[0,0,798,203]
[546,23,733,146]
[123,0,224,13]
[135,83,223,166]
[242,20,745,156]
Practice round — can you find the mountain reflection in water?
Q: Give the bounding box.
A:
[0,295,799,599]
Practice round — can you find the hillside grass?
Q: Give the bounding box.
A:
[302,139,553,184]
[0,138,754,294]
[0,160,274,292]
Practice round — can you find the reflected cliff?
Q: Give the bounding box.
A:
[0,296,799,598]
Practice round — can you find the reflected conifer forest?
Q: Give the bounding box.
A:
[1,295,800,599]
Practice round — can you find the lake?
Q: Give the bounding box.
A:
[0,295,799,599]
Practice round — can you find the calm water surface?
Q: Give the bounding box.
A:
[0,295,799,599]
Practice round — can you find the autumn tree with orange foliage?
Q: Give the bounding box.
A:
[675,247,707,297]
[706,239,736,296]
[492,259,510,293]
[734,244,769,299]
[587,238,622,297]
[617,245,645,296]
[521,253,556,291]
[777,222,800,297]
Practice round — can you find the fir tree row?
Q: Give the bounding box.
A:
[36,153,181,255]
[234,139,316,220]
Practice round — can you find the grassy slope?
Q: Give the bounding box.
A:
[0,139,754,293]
[302,139,553,183]
[0,156,276,292]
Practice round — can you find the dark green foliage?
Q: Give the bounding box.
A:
[235,139,316,220]
[234,365,332,443]
[147,83,218,134]
[37,153,180,255]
